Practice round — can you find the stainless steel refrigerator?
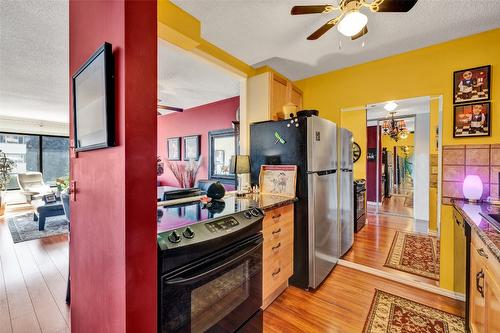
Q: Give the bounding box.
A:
[250,116,339,289]
[339,128,354,256]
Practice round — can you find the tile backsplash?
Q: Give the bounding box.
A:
[442,144,500,204]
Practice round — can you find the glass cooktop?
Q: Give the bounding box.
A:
[157,196,257,233]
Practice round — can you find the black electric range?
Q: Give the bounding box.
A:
[157,197,264,333]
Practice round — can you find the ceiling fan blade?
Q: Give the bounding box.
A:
[351,26,368,40]
[375,0,418,12]
[307,20,337,40]
[291,5,334,15]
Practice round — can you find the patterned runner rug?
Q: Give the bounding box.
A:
[384,231,440,280]
[363,290,465,333]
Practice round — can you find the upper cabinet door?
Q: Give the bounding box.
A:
[291,85,303,110]
[270,74,288,119]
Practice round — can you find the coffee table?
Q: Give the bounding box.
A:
[32,199,66,231]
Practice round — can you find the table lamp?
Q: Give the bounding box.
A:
[463,175,483,203]
[230,155,250,196]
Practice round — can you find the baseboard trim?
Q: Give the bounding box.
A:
[337,259,465,302]
[428,230,438,237]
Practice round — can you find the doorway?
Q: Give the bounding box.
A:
[341,95,443,288]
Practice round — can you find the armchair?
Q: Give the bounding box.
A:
[17,172,52,203]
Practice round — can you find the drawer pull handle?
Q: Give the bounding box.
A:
[477,248,489,259]
[272,242,281,251]
[272,228,282,235]
[476,269,485,298]
[272,267,281,277]
[272,213,282,220]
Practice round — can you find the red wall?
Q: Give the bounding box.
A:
[366,126,382,202]
[69,2,156,332]
[157,96,239,186]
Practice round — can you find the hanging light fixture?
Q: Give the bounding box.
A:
[382,112,408,142]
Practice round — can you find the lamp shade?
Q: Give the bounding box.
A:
[463,175,483,201]
[230,155,250,174]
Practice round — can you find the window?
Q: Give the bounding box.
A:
[0,132,69,189]
[208,129,236,184]
[42,136,69,186]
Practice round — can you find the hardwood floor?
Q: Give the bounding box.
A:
[342,213,439,286]
[0,204,70,333]
[263,265,464,333]
[368,195,414,217]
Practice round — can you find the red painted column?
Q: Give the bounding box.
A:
[69,1,157,332]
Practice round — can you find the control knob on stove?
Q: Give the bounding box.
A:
[243,211,252,219]
[251,208,261,217]
[168,230,181,243]
[183,227,195,239]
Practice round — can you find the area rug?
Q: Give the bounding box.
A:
[363,290,465,333]
[384,231,440,280]
[7,212,68,243]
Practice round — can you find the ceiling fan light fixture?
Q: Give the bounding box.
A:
[384,101,398,111]
[337,11,368,37]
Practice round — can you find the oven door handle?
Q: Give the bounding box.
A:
[165,240,262,286]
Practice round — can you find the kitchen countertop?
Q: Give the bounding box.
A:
[157,193,297,233]
[453,199,500,263]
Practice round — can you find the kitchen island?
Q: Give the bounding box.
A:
[452,200,500,333]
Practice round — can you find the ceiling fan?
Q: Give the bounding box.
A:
[291,0,418,41]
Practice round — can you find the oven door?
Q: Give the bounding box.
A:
[355,190,366,220]
[160,234,263,333]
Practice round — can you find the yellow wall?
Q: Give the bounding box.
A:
[296,28,500,292]
[341,110,367,180]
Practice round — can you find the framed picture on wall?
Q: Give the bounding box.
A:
[167,137,181,160]
[453,102,491,138]
[183,135,201,161]
[453,65,490,104]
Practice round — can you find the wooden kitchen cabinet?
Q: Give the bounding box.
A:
[469,231,500,333]
[247,72,303,124]
[261,204,294,309]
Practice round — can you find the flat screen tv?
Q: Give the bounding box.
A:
[72,42,115,152]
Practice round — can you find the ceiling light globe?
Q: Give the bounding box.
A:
[384,102,398,111]
[337,11,368,37]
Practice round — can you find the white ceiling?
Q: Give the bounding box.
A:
[158,39,240,113]
[366,95,430,120]
[0,0,69,123]
[172,0,500,80]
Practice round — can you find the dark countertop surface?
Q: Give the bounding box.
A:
[157,193,297,233]
[453,199,500,263]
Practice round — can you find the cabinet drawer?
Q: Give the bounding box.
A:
[263,214,293,245]
[471,232,498,273]
[263,205,293,229]
[263,231,293,263]
[262,255,293,297]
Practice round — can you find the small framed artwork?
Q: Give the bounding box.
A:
[367,148,377,161]
[259,165,297,197]
[167,137,181,161]
[43,193,57,204]
[453,102,491,138]
[72,42,115,152]
[453,65,490,104]
[183,135,201,161]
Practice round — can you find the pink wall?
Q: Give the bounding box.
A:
[69,2,157,332]
[157,96,239,186]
